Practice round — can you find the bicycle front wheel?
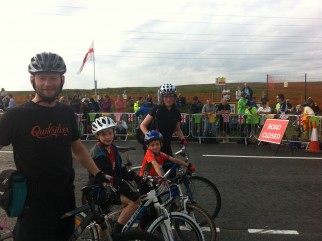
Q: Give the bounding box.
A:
[74,212,99,241]
[113,231,164,241]
[182,175,221,219]
[147,212,205,241]
[180,203,217,241]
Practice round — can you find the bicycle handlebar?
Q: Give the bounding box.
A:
[174,146,189,159]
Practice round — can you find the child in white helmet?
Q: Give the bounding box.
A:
[89,116,140,236]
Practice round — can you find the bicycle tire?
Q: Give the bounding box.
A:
[113,231,164,241]
[181,175,221,219]
[74,212,99,241]
[147,211,205,241]
[179,203,217,241]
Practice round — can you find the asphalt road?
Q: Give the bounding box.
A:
[1,140,322,241]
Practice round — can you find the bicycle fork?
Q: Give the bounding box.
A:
[154,198,175,241]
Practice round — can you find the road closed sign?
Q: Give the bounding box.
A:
[258,119,289,144]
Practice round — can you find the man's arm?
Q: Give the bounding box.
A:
[201,105,207,115]
[71,139,100,176]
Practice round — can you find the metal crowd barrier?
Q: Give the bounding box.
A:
[76,112,322,144]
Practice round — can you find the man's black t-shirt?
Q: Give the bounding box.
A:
[0,101,79,186]
[149,105,181,155]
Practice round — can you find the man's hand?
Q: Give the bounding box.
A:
[94,171,113,186]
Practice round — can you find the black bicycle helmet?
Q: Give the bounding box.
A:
[144,130,163,145]
[28,52,66,75]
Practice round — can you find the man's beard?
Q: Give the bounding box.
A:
[35,85,62,104]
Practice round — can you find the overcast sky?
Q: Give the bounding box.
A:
[1,0,322,91]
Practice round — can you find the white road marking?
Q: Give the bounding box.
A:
[200,227,220,232]
[248,229,299,235]
[203,154,322,160]
[0,151,13,153]
[201,227,298,234]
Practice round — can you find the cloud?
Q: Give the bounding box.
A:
[1,0,322,91]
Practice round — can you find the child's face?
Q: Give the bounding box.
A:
[96,128,114,145]
[147,140,162,153]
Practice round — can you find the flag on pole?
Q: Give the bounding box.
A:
[77,41,94,74]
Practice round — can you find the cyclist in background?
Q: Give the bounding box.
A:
[139,130,195,177]
[140,83,187,174]
[89,116,140,235]
[0,52,109,241]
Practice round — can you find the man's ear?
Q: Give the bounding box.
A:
[30,75,35,85]
[61,75,65,86]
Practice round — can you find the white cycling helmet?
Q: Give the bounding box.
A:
[92,116,116,135]
[159,84,177,96]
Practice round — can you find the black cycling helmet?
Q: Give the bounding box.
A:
[28,52,66,75]
[29,52,66,104]
[144,130,163,145]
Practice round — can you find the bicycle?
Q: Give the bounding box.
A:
[63,183,164,241]
[130,146,222,220]
[0,184,162,241]
[79,176,205,241]
[158,169,217,241]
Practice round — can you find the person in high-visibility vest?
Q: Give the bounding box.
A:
[133,96,143,113]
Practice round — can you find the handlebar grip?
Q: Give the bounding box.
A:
[104,174,113,184]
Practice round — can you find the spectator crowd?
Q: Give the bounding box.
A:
[1,83,321,143]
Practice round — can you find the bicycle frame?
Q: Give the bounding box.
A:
[61,184,116,241]
[122,183,170,231]
[164,147,197,204]
[103,178,176,241]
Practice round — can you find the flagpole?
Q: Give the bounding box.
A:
[93,40,97,96]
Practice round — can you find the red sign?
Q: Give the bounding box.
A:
[258,119,289,144]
